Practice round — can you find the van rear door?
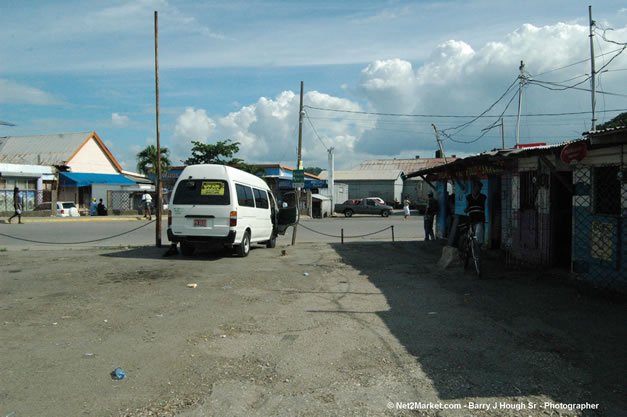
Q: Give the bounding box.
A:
[170,179,231,237]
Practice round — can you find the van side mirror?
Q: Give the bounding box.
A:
[276,206,299,235]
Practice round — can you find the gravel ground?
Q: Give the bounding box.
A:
[0,241,625,417]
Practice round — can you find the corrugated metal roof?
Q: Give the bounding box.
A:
[582,125,627,136]
[354,158,455,173]
[404,139,588,179]
[0,132,92,165]
[319,169,403,181]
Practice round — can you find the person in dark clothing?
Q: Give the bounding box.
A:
[424,192,439,240]
[446,189,456,237]
[97,198,107,216]
[465,180,487,244]
[8,187,24,224]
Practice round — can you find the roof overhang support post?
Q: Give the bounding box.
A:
[539,154,573,195]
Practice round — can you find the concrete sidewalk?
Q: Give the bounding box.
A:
[1,215,150,223]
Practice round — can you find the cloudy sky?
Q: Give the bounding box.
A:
[1,0,626,171]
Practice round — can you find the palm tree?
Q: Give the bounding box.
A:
[136,145,172,177]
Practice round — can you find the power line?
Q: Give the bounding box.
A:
[529,47,624,77]
[304,110,330,151]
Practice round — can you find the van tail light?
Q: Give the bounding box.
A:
[168,210,172,227]
[61,209,65,214]
[230,211,237,227]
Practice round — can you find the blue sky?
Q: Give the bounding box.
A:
[1,0,626,170]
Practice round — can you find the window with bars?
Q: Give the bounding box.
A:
[593,166,620,216]
[519,171,538,210]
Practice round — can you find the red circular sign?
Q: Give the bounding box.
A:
[560,142,588,164]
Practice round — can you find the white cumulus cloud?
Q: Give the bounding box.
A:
[111,112,130,127]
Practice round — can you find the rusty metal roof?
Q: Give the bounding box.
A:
[319,169,403,181]
[354,158,455,173]
[0,132,92,166]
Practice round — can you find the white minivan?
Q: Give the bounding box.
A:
[167,164,299,257]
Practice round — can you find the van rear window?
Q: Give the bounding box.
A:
[173,180,230,205]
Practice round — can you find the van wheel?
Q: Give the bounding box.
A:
[266,234,277,248]
[236,231,251,257]
[180,242,195,256]
[381,210,390,217]
[344,209,353,218]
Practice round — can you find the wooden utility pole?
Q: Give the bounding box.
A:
[291,81,304,246]
[588,5,597,131]
[154,11,162,247]
[431,124,448,163]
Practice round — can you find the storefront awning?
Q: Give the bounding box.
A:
[59,172,136,187]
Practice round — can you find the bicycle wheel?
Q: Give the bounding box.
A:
[470,238,481,277]
[459,236,470,270]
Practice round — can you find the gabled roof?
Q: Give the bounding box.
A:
[0,131,122,171]
[319,169,403,181]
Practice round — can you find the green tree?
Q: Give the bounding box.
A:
[596,112,627,130]
[136,145,172,175]
[304,166,323,176]
[183,139,242,165]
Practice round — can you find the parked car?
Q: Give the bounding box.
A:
[57,202,80,217]
[334,198,393,217]
[366,197,387,205]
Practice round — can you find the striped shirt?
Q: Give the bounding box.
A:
[466,193,486,224]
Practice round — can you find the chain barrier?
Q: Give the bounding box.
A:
[297,223,393,239]
[0,220,156,245]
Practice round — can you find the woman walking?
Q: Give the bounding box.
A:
[8,187,24,224]
[403,200,411,220]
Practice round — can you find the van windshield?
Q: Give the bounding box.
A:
[173,180,230,205]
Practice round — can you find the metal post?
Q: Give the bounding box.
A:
[291,81,304,246]
[154,10,162,247]
[341,228,344,245]
[501,118,505,149]
[516,60,525,147]
[589,5,597,131]
[391,225,395,242]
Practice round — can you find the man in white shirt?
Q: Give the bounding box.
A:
[141,191,152,220]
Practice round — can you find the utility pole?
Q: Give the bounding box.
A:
[515,60,525,147]
[328,147,335,214]
[589,5,597,131]
[291,81,304,245]
[431,124,448,163]
[501,118,505,149]
[154,10,162,247]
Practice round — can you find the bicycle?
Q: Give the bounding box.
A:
[456,217,482,277]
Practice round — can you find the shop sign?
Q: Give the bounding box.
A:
[560,142,588,164]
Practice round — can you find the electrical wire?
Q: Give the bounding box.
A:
[304,110,330,151]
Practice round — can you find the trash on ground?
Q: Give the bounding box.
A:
[187,283,198,288]
[281,250,287,256]
[428,312,437,315]
[220,335,227,338]
[111,367,126,380]
[303,272,309,277]
[83,352,95,358]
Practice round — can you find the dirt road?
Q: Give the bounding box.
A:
[0,241,625,416]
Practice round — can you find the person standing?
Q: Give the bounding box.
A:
[97,198,107,216]
[424,192,439,240]
[8,187,24,224]
[464,180,487,244]
[403,200,411,220]
[90,198,98,216]
[142,191,152,220]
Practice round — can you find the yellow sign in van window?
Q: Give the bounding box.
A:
[201,181,225,196]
